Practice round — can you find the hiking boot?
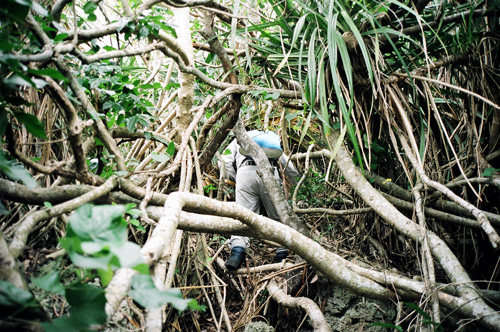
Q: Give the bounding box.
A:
[225,246,245,271]
[275,248,288,263]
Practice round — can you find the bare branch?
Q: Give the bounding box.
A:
[267,279,332,332]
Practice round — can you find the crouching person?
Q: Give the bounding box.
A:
[220,130,300,271]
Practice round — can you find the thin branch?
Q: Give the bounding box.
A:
[399,133,500,249]
[397,73,500,110]
[53,59,127,172]
[9,176,119,259]
[75,43,164,63]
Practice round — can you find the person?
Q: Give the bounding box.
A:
[220,130,301,271]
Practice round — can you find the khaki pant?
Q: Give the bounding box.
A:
[229,165,282,249]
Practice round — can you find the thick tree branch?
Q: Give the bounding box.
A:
[43,76,93,182]
[105,191,394,317]
[293,150,500,226]
[0,231,27,290]
[326,130,500,331]
[232,119,309,236]
[0,179,101,205]
[198,97,240,171]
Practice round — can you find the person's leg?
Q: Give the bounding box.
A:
[258,168,289,262]
[226,166,261,271]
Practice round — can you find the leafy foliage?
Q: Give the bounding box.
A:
[30,203,197,331]
[0,280,47,323]
[60,204,147,283]
[1,0,499,330]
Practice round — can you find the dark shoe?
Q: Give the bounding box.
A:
[275,248,288,263]
[225,246,245,271]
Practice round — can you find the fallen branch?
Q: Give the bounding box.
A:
[267,279,331,332]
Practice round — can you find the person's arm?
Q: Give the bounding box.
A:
[219,139,238,182]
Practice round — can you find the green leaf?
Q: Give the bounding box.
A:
[370,322,403,331]
[152,135,169,145]
[3,74,34,89]
[83,1,98,14]
[0,150,37,188]
[68,204,127,242]
[97,267,114,287]
[67,251,113,270]
[0,39,14,52]
[0,201,9,216]
[482,168,499,177]
[129,218,145,232]
[248,90,265,97]
[13,111,47,139]
[151,152,171,163]
[0,105,9,137]
[264,92,280,100]
[129,274,192,311]
[404,302,431,320]
[28,68,67,82]
[108,241,144,268]
[32,271,65,295]
[42,316,85,332]
[66,283,107,325]
[2,0,30,23]
[133,263,149,274]
[166,141,175,156]
[0,280,46,321]
[54,33,69,42]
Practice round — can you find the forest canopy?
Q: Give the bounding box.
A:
[1,0,500,331]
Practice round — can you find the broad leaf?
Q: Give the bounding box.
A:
[13,111,47,139]
[129,274,192,311]
[32,271,65,295]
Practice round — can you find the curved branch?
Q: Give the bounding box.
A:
[0,231,27,290]
[75,42,165,64]
[154,206,500,323]
[399,134,500,248]
[9,176,119,259]
[51,0,73,22]
[198,98,240,171]
[267,279,332,332]
[294,152,500,225]
[156,43,300,98]
[326,130,500,331]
